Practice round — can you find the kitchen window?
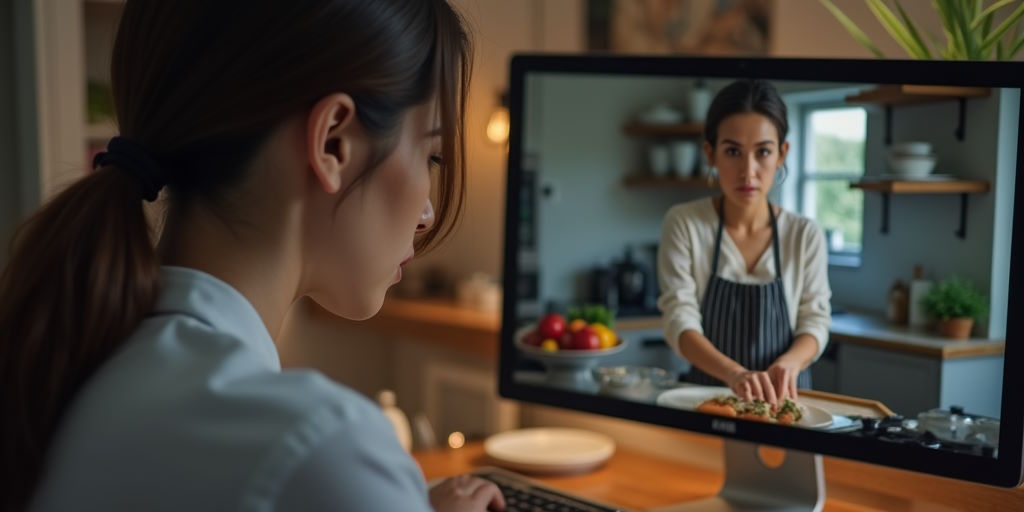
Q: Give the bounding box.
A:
[796,104,866,267]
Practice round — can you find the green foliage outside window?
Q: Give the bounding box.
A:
[806,132,866,252]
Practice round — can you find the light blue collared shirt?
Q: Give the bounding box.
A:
[31,266,431,511]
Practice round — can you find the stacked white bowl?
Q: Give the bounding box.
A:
[887,141,937,178]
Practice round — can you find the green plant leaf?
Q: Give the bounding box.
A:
[1009,33,1024,58]
[895,0,934,59]
[997,38,1005,60]
[933,0,967,59]
[819,0,886,57]
[866,0,930,59]
[980,1,1024,54]
[971,0,1017,30]
[922,276,989,321]
[1010,17,1024,59]
[983,12,995,59]
[950,0,981,59]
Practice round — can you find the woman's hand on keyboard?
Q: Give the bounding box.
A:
[429,473,506,511]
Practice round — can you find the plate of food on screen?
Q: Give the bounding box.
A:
[656,386,833,429]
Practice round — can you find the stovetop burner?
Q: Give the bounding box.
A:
[847,415,997,458]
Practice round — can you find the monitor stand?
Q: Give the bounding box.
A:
[651,439,825,512]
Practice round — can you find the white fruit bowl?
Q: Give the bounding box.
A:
[515,326,627,390]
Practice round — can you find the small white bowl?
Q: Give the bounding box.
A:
[890,142,933,157]
[639,104,684,125]
[887,154,937,177]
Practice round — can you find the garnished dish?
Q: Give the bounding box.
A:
[697,395,805,425]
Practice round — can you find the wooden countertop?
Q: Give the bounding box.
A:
[311,296,501,358]
[415,440,1024,511]
[324,299,1003,360]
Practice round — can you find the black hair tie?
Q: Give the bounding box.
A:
[93,136,166,202]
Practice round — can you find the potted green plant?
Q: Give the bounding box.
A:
[921,276,989,339]
[820,0,1024,60]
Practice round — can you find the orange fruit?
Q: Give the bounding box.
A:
[569,319,587,332]
[591,324,616,349]
[540,339,559,352]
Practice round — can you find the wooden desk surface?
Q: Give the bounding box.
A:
[414,441,1024,511]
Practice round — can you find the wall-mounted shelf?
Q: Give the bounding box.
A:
[623,122,704,138]
[623,175,717,189]
[846,85,991,145]
[850,179,990,239]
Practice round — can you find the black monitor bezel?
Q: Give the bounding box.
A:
[498,55,1024,487]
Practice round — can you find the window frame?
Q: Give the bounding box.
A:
[795,101,868,268]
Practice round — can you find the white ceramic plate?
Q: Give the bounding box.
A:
[483,428,616,475]
[656,386,834,429]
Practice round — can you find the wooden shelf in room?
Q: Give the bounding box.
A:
[623,121,704,138]
[307,297,500,359]
[850,179,990,194]
[851,179,990,238]
[623,175,717,189]
[845,85,991,106]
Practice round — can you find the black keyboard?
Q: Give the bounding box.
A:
[473,468,623,512]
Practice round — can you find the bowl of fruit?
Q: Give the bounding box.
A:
[515,306,627,390]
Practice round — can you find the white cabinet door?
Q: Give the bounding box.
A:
[838,343,941,418]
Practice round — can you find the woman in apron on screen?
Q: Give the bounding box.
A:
[658,79,833,406]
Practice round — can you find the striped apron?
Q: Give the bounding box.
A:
[688,199,812,389]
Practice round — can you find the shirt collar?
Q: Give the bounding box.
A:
[153,265,281,370]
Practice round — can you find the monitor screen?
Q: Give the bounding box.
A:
[498,56,1023,488]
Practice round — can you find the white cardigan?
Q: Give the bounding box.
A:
[657,198,832,362]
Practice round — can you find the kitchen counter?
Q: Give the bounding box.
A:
[613,311,1005,360]
[829,311,1004,360]
[322,299,1003,361]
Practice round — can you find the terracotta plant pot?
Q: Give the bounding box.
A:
[937,317,974,339]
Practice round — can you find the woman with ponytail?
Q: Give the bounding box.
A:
[0,1,503,511]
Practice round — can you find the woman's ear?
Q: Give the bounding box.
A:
[702,141,715,166]
[307,93,359,194]
[778,140,790,165]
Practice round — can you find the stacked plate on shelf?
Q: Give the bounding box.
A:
[883,141,947,180]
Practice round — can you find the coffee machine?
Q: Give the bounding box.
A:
[589,244,660,317]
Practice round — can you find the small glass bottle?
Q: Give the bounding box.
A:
[887,279,909,325]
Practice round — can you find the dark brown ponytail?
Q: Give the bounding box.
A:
[0,1,471,509]
[0,167,161,511]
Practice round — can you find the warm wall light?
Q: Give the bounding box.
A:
[485,92,509,145]
[447,431,466,449]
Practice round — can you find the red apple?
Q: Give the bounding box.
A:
[538,313,566,340]
[571,326,601,350]
[559,331,575,350]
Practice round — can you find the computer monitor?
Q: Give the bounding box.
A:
[498,55,1023,509]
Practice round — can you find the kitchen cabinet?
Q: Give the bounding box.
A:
[828,312,1004,419]
[837,343,1002,419]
